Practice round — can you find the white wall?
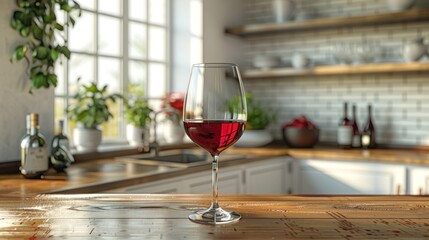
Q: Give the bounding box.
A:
[0,1,54,162]
[202,0,245,67]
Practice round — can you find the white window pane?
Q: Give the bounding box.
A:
[79,0,96,10]
[149,26,166,61]
[129,22,147,59]
[129,61,147,87]
[54,58,65,95]
[130,0,147,21]
[99,16,121,56]
[69,11,95,53]
[98,57,121,93]
[190,37,203,65]
[149,0,166,25]
[69,54,95,95]
[190,0,202,37]
[99,0,121,16]
[148,63,166,98]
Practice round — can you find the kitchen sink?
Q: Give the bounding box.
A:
[117,149,247,167]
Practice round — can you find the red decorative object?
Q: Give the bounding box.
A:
[282,115,317,129]
[163,92,185,116]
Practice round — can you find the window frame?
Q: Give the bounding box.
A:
[55,0,170,145]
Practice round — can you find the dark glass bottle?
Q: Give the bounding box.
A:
[50,120,74,172]
[361,104,376,149]
[20,113,49,179]
[351,104,361,148]
[337,102,353,149]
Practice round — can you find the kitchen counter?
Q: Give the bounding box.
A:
[1,194,428,239]
[2,144,429,194]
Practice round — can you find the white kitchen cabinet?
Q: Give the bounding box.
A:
[184,168,243,194]
[103,178,182,193]
[408,165,429,195]
[292,159,406,195]
[103,157,290,194]
[244,157,290,194]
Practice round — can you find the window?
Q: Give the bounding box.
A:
[55,0,169,143]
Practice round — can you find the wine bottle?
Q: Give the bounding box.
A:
[361,104,376,149]
[351,104,361,148]
[20,113,49,179]
[50,120,74,172]
[337,102,353,149]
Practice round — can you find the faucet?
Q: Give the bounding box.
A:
[149,108,181,156]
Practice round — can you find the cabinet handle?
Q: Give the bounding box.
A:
[396,184,401,195]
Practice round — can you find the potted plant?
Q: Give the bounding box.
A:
[235,92,276,147]
[67,82,122,152]
[124,84,153,147]
[10,0,80,92]
[160,92,186,143]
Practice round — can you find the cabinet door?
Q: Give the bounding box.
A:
[293,159,406,195]
[408,166,429,195]
[103,179,181,193]
[185,168,243,194]
[244,158,289,194]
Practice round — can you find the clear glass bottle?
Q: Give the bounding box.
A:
[351,104,361,148]
[361,104,376,149]
[20,113,49,179]
[337,102,353,149]
[50,120,74,172]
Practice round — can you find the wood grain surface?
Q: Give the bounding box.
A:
[242,62,429,78]
[225,8,429,36]
[0,194,428,239]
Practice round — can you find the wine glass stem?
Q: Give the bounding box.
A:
[211,154,220,209]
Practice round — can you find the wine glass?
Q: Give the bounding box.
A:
[183,63,247,224]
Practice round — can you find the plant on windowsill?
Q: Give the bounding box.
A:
[124,84,153,147]
[10,0,81,93]
[235,92,277,147]
[160,92,186,144]
[67,81,122,152]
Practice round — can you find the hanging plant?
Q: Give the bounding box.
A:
[10,0,81,93]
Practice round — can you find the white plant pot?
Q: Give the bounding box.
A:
[126,124,150,147]
[235,130,274,148]
[73,128,102,152]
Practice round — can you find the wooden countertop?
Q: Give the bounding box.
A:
[2,145,429,195]
[1,194,428,239]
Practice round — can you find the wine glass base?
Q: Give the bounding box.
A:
[189,206,241,225]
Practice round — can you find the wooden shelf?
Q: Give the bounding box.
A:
[226,9,429,36]
[242,62,429,78]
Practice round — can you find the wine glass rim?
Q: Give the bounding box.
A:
[192,63,238,68]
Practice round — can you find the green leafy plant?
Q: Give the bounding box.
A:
[10,0,81,92]
[245,92,276,130]
[125,84,153,127]
[67,82,122,129]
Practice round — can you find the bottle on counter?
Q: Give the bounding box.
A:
[351,104,361,148]
[361,104,376,149]
[20,113,49,179]
[50,120,74,172]
[337,102,353,149]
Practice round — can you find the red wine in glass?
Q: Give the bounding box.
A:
[184,120,245,156]
[183,63,247,224]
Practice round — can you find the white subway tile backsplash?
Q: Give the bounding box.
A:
[242,0,429,146]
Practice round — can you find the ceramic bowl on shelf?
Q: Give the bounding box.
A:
[252,55,280,70]
[386,0,416,12]
[282,127,319,148]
